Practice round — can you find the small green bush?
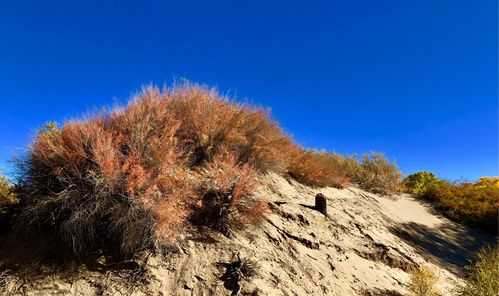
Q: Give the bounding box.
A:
[403,171,438,195]
[408,266,440,296]
[456,245,499,296]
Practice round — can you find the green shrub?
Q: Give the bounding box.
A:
[476,177,499,189]
[354,153,402,195]
[456,245,499,296]
[418,179,498,232]
[408,266,440,296]
[403,171,438,195]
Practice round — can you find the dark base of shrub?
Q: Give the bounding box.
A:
[10,195,158,261]
[189,190,233,236]
[0,206,12,236]
[0,228,155,296]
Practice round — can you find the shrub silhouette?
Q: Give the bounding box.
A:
[456,245,499,296]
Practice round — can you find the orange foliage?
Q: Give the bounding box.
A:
[16,82,401,258]
[288,150,352,188]
[17,83,284,256]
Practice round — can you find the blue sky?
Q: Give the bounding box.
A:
[0,0,497,180]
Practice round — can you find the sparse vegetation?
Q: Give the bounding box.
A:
[456,245,499,296]
[405,173,499,232]
[408,266,440,296]
[354,153,402,195]
[287,150,401,194]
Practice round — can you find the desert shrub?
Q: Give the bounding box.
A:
[192,151,267,235]
[476,177,499,189]
[287,150,354,188]
[418,178,498,232]
[0,175,15,206]
[13,84,282,258]
[287,151,402,193]
[165,84,296,172]
[15,118,191,257]
[408,266,440,296]
[354,153,402,194]
[456,245,499,296]
[403,171,439,195]
[12,82,404,259]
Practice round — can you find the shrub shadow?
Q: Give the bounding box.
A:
[0,229,153,293]
[388,221,496,275]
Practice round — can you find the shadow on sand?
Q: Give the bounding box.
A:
[388,221,496,275]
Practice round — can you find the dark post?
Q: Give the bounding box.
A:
[315,193,327,215]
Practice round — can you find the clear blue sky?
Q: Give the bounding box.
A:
[0,1,497,180]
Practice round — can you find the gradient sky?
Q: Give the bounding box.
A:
[0,0,497,180]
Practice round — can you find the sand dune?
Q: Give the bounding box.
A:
[1,173,494,295]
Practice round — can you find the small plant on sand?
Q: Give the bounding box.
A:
[455,245,499,296]
[408,266,440,296]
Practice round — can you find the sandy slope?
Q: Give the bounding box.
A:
[1,173,493,296]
